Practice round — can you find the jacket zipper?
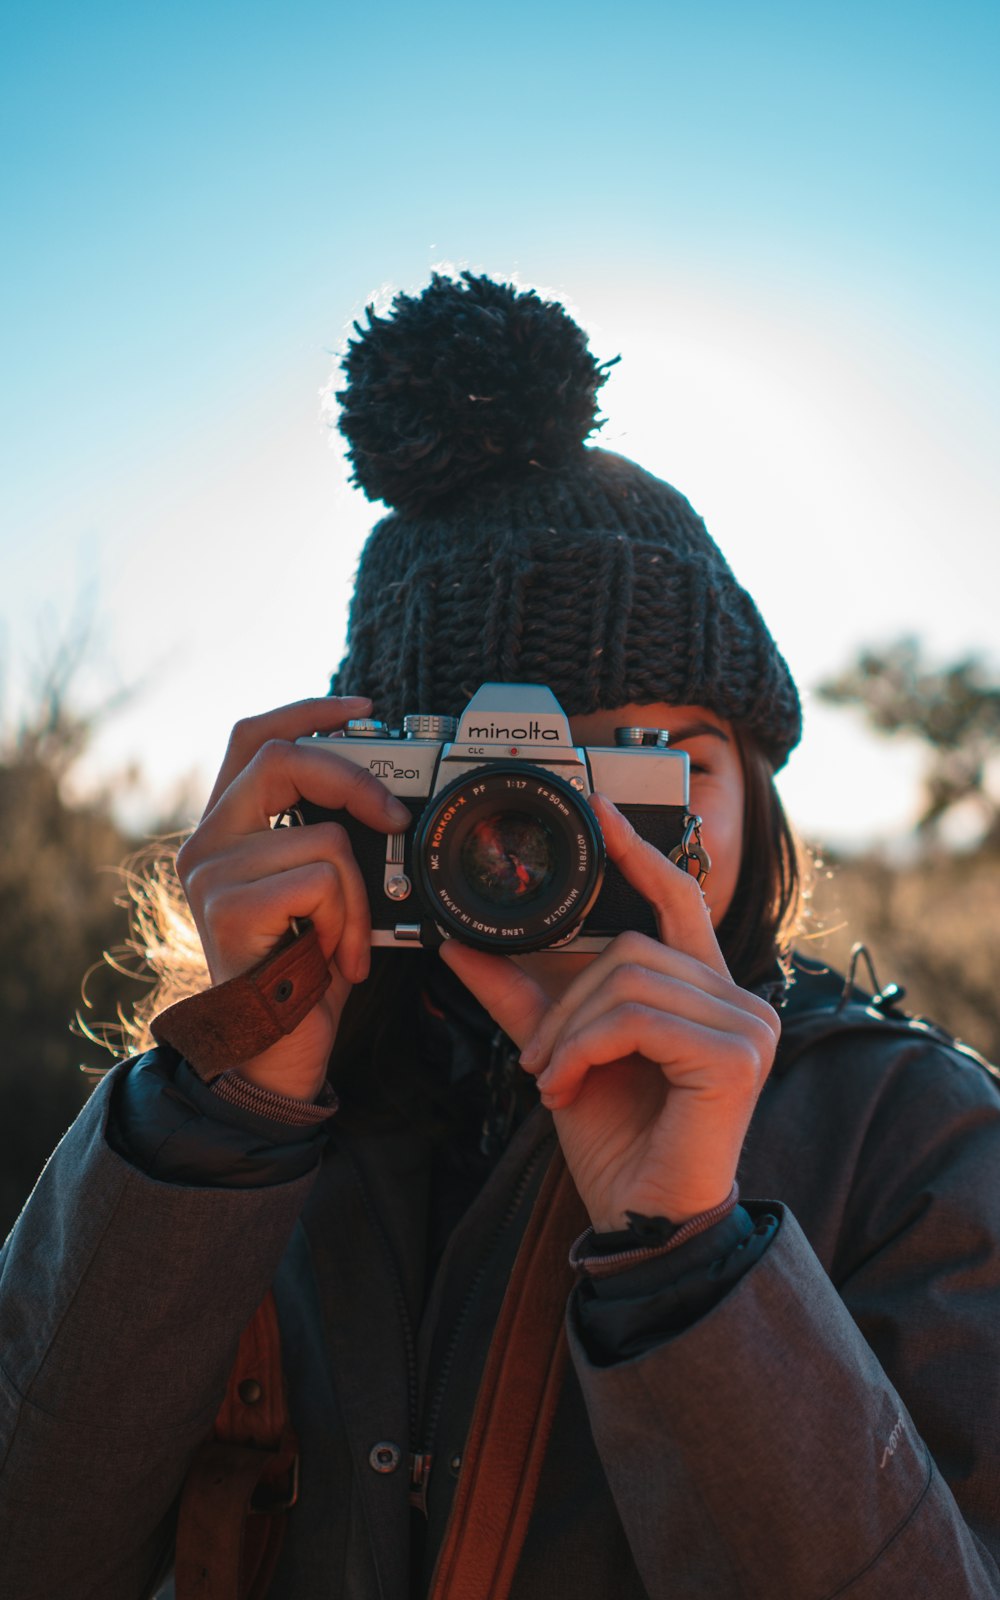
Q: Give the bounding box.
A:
[409,1130,556,1516]
[409,1449,435,1517]
[342,1147,421,1452]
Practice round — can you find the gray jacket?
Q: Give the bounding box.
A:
[2,968,1000,1599]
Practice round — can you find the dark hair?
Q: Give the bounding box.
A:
[715,726,808,992]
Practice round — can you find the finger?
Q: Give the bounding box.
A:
[537,1007,769,1111]
[200,739,411,843]
[591,793,728,977]
[520,929,778,1070]
[527,963,776,1078]
[203,696,373,818]
[202,862,356,985]
[184,822,372,985]
[438,941,550,1050]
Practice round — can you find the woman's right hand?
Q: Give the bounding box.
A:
[175,697,411,1101]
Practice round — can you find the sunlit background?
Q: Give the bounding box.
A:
[3,0,998,849]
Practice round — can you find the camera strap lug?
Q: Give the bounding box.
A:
[668,814,712,887]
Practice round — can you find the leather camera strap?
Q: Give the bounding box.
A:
[150,924,331,1083]
[428,1146,588,1600]
[174,1291,299,1600]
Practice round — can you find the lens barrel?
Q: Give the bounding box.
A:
[411,765,605,952]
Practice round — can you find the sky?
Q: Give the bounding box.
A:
[2,0,998,850]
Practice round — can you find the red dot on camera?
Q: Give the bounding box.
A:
[510,746,519,755]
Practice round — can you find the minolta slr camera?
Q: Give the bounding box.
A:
[294,684,698,954]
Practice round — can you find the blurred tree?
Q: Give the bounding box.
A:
[813,636,1000,1062]
[818,638,1000,847]
[0,650,139,1240]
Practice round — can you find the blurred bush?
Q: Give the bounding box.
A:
[0,663,139,1240]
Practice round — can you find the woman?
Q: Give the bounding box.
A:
[1,273,999,1599]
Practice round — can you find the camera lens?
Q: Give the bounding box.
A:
[460,812,556,908]
[411,765,605,952]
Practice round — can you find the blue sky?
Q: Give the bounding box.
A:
[2,0,998,846]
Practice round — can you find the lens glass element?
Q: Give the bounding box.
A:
[460,811,555,907]
[410,762,606,953]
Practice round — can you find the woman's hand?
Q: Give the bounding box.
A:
[440,794,780,1231]
[176,697,411,1101]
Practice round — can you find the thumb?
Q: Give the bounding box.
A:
[438,941,549,1052]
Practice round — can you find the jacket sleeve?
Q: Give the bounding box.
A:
[0,1059,319,1600]
[567,1039,1000,1600]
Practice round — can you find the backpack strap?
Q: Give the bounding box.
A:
[429,1146,588,1600]
[174,1291,298,1600]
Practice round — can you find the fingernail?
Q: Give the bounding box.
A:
[520,1039,540,1069]
[535,1065,551,1087]
[387,797,411,826]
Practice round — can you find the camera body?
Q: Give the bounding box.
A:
[294,684,693,954]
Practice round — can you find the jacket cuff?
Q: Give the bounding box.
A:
[573,1205,778,1364]
[149,923,331,1082]
[211,1068,339,1125]
[571,1183,741,1277]
[105,1048,333,1188]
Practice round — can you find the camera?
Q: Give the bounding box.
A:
[293,684,702,954]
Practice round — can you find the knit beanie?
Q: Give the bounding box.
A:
[331,273,801,769]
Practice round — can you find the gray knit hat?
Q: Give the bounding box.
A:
[332,274,801,769]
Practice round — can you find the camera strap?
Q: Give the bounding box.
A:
[150,923,332,1083]
[428,1145,588,1600]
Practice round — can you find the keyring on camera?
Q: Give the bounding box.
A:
[668,813,712,887]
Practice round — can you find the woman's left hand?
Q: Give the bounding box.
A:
[439,794,780,1232]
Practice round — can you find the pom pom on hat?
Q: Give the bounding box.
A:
[332,271,802,771]
[337,272,617,514]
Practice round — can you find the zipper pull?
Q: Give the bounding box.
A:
[409,1450,434,1517]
